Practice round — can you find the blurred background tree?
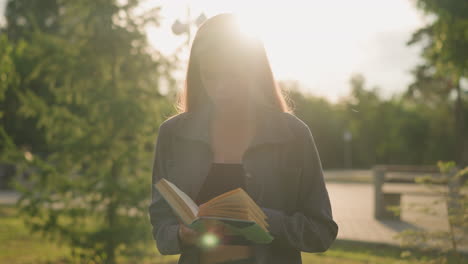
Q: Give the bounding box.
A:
[1,0,177,263]
[280,73,458,169]
[405,0,468,167]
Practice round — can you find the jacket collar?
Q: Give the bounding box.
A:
[174,102,294,150]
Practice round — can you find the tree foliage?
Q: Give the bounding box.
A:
[281,73,458,169]
[1,0,176,262]
[406,0,468,166]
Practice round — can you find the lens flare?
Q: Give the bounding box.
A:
[199,232,220,248]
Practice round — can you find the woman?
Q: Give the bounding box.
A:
[148,13,338,264]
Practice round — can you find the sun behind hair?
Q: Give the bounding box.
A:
[174,12,293,116]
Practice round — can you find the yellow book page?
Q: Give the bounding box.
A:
[204,191,268,229]
[198,187,269,230]
[200,209,249,219]
[207,189,268,226]
[203,188,243,206]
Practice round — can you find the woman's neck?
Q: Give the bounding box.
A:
[213,102,253,124]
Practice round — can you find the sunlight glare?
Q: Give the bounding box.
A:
[232,12,265,43]
[145,0,426,102]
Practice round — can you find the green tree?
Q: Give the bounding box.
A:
[393,161,468,264]
[338,73,441,167]
[406,0,468,166]
[0,34,25,166]
[279,74,456,169]
[2,0,177,262]
[279,80,347,169]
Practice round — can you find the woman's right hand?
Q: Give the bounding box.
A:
[178,220,201,246]
[177,218,226,247]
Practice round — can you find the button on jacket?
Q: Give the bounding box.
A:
[148,102,339,264]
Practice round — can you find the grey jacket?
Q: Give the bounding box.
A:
[148,103,339,264]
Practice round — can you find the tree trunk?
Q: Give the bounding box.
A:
[454,77,467,167]
[105,162,118,264]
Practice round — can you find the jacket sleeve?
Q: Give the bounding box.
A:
[260,124,338,253]
[147,122,192,255]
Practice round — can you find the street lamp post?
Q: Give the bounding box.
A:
[168,5,206,96]
[171,5,206,48]
[343,130,352,169]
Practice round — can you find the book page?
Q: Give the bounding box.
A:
[199,188,268,230]
[164,179,199,220]
[209,190,267,224]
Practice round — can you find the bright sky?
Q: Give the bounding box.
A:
[1,0,428,102]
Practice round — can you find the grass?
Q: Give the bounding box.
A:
[0,204,72,263]
[313,239,467,264]
[1,204,466,264]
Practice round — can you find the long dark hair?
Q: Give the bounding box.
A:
[175,13,292,115]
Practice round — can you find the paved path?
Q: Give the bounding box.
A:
[2,171,467,253]
[326,181,468,252]
[0,190,20,204]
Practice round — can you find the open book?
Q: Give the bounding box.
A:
[154,178,273,244]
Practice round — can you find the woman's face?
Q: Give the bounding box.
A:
[198,49,251,109]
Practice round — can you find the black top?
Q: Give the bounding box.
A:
[195,162,254,246]
[195,162,247,206]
